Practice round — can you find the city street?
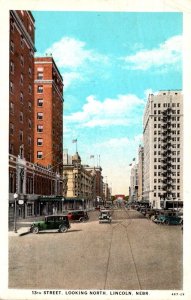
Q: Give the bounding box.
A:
[9,209,183,290]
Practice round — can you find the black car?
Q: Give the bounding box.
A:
[67,210,89,222]
[99,210,112,223]
[30,215,71,234]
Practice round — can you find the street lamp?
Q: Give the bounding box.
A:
[13,193,18,233]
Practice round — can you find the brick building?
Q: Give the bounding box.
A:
[9,11,64,222]
[9,10,35,161]
[34,56,64,174]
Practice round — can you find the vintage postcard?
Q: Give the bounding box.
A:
[0,0,191,299]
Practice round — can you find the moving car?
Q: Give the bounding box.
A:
[67,210,89,222]
[30,215,70,234]
[99,210,112,223]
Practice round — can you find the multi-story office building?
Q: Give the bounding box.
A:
[129,164,138,201]
[143,90,183,208]
[137,145,144,201]
[34,56,64,174]
[10,10,35,162]
[63,152,95,209]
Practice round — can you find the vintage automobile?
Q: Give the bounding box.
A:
[67,210,89,222]
[30,215,71,234]
[99,210,112,223]
[152,210,182,225]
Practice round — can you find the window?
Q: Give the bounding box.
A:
[10,102,14,114]
[29,119,32,129]
[37,85,43,93]
[37,138,43,146]
[19,112,23,123]
[10,61,14,74]
[37,72,43,80]
[10,81,14,93]
[28,136,31,145]
[37,151,43,159]
[21,35,24,48]
[28,101,32,111]
[37,112,43,120]
[10,19,14,32]
[20,92,23,103]
[29,84,32,94]
[29,67,32,77]
[37,99,43,107]
[10,41,14,53]
[20,73,23,85]
[10,123,14,135]
[20,54,24,67]
[37,125,43,132]
[158,103,161,108]
[154,104,156,108]
[19,130,23,142]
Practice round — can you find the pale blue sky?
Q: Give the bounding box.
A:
[32,11,182,194]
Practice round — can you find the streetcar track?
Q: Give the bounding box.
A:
[103,208,142,290]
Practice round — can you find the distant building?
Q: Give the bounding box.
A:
[137,145,144,201]
[34,56,64,174]
[143,90,183,208]
[129,164,138,201]
[63,152,95,209]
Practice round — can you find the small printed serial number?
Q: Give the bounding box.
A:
[172,293,184,296]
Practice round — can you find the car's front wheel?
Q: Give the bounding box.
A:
[164,219,170,225]
[31,226,39,234]
[59,225,67,233]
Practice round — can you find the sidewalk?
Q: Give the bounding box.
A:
[9,227,31,237]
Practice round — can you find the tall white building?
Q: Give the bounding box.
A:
[143,90,183,208]
[130,163,138,201]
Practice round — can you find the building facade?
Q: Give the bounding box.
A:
[9,11,64,222]
[129,164,138,202]
[34,56,64,174]
[143,90,183,208]
[10,10,36,162]
[137,145,144,201]
[63,152,95,209]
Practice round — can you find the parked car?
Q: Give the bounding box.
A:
[30,215,70,234]
[67,210,89,222]
[99,210,112,223]
[152,211,182,225]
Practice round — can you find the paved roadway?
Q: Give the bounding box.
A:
[9,209,183,290]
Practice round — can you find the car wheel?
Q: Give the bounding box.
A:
[164,220,170,225]
[32,226,39,234]
[59,225,67,233]
[79,217,85,222]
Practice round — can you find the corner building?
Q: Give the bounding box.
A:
[143,90,183,208]
[34,57,64,174]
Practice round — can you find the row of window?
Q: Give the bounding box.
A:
[153,185,180,190]
[10,40,33,58]
[154,143,180,149]
[154,150,180,155]
[154,123,180,128]
[10,101,32,114]
[154,130,180,135]
[154,164,180,169]
[154,192,180,198]
[10,121,32,134]
[154,157,180,162]
[154,172,180,176]
[154,109,181,115]
[10,128,32,144]
[10,82,32,95]
[154,116,180,121]
[10,62,32,79]
[154,102,180,108]
[154,178,180,183]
